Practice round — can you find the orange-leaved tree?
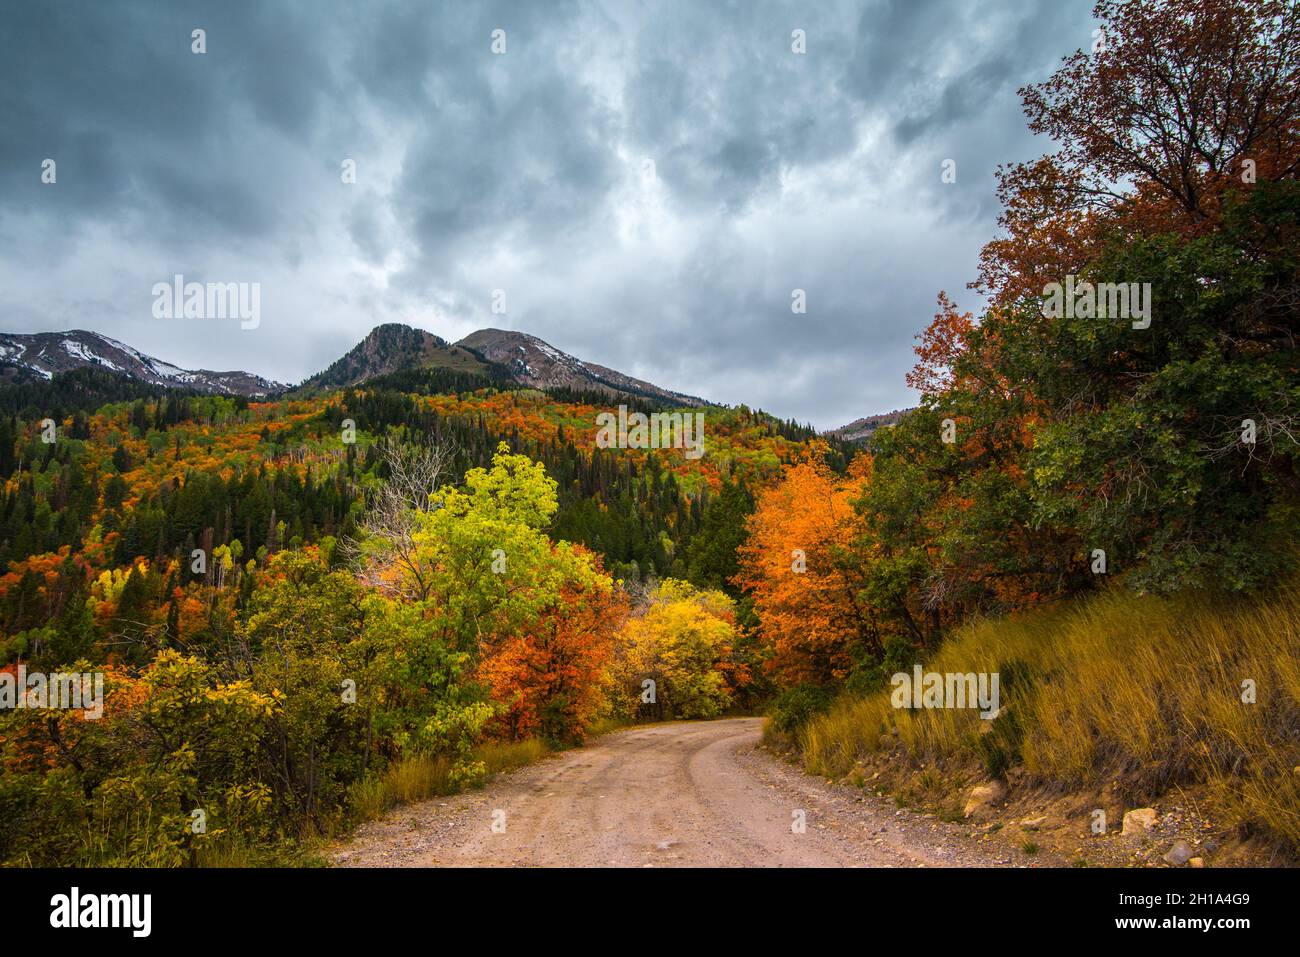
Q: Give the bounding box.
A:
[735,445,877,686]
[478,558,628,744]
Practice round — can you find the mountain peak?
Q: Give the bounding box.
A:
[362,322,445,344]
[298,323,489,391]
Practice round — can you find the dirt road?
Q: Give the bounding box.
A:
[332,717,1037,867]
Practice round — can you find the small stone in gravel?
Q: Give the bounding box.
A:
[1162,841,1194,866]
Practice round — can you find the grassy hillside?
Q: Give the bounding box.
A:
[790,584,1300,859]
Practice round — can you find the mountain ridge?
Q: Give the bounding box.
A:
[455,327,707,406]
[0,323,902,427]
[0,323,716,408]
[822,409,910,443]
[0,330,286,397]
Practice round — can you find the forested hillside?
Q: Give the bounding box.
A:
[0,354,840,864]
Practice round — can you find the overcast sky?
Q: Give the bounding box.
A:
[0,0,1095,430]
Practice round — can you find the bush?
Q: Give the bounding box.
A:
[769,683,836,735]
[845,634,916,696]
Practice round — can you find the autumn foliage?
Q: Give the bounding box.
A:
[736,448,876,685]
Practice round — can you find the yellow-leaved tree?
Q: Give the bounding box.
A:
[611,579,747,720]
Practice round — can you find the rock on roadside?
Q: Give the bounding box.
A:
[963,781,1007,820]
[1121,807,1158,837]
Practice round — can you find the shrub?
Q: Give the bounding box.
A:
[769,683,836,735]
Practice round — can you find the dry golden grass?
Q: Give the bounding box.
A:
[346,753,454,822]
[800,584,1300,850]
[479,737,551,775]
[584,716,634,738]
[346,737,552,825]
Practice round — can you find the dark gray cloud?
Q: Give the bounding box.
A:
[621,2,863,213]
[0,0,1095,429]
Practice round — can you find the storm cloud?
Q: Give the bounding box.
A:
[0,0,1095,429]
